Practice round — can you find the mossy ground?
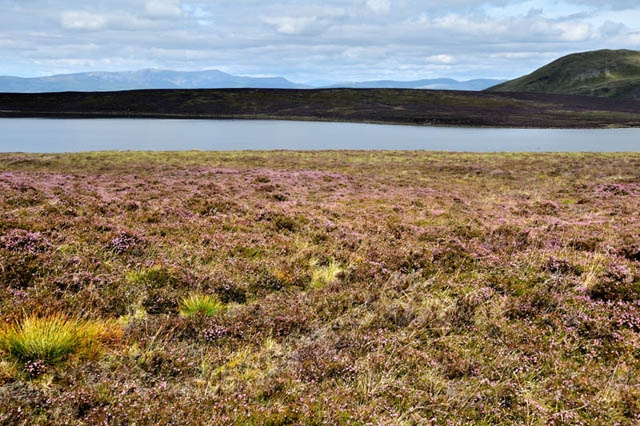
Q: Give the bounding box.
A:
[1,151,640,424]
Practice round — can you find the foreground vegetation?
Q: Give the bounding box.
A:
[1,151,640,424]
[2,87,640,128]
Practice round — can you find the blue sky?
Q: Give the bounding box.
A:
[1,0,640,83]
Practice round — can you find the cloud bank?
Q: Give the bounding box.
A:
[1,0,639,82]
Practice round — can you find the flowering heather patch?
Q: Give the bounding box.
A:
[23,359,47,378]
[107,231,143,255]
[1,151,640,423]
[0,229,48,254]
[596,183,640,196]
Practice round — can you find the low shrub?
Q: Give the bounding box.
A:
[616,235,640,262]
[0,229,49,254]
[143,288,179,314]
[126,266,177,288]
[274,215,297,232]
[107,231,143,255]
[213,280,247,304]
[292,338,358,383]
[544,257,583,275]
[257,211,298,232]
[587,263,640,302]
[0,252,41,288]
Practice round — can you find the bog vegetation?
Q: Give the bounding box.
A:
[1,151,640,424]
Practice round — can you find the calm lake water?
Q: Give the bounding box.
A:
[1,118,640,152]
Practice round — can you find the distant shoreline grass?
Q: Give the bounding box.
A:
[0,111,636,130]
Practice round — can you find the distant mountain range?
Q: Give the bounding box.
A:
[0,69,304,92]
[487,49,640,100]
[0,69,505,93]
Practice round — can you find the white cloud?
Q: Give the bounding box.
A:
[599,20,627,37]
[366,0,391,14]
[489,51,556,59]
[567,0,639,11]
[145,0,183,18]
[418,10,595,42]
[342,46,388,60]
[420,14,509,36]
[263,16,319,35]
[555,22,592,41]
[60,11,108,30]
[426,54,455,64]
[627,32,640,45]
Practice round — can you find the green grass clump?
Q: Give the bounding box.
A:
[0,314,122,365]
[179,294,225,317]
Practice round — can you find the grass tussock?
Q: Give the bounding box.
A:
[0,314,122,365]
[179,294,225,317]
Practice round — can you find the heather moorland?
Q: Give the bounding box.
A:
[1,151,640,424]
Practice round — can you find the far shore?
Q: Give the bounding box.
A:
[2,88,640,129]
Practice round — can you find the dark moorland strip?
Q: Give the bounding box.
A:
[2,88,640,128]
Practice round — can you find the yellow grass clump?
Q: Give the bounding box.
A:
[0,314,123,365]
[310,260,344,289]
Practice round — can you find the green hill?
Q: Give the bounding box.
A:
[487,49,640,100]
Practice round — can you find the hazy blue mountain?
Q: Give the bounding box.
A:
[0,70,505,93]
[0,69,308,92]
[326,78,506,91]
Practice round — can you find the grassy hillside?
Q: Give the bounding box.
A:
[487,49,640,100]
[2,88,640,128]
[1,152,640,423]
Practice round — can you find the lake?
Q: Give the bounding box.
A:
[1,118,640,152]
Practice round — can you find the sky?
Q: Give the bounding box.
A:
[2,0,640,83]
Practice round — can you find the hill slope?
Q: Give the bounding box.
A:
[487,49,640,100]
